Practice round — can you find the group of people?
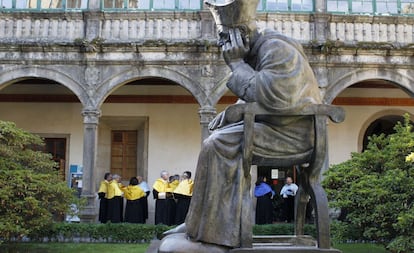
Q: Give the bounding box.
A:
[97,173,150,224]
[254,176,299,224]
[153,170,194,226]
[97,170,194,225]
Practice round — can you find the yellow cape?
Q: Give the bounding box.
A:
[173,179,194,196]
[107,180,123,199]
[98,180,109,195]
[122,185,145,200]
[152,178,169,193]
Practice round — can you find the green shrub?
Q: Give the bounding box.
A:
[323,114,414,252]
[0,121,81,243]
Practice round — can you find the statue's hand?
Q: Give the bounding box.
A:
[222,28,250,70]
[208,104,246,131]
[208,111,225,131]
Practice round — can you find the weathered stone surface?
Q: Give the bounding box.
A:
[158,233,230,253]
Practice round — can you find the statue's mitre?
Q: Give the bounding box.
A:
[204,0,260,27]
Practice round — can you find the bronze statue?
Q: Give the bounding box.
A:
[158,0,344,252]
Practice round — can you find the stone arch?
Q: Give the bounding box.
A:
[357,109,414,152]
[323,69,414,104]
[207,74,232,106]
[0,66,88,106]
[95,66,209,108]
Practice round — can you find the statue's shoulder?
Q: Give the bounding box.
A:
[257,29,307,58]
[260,29,300,46]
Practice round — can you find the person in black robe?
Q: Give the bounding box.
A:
[254,176,275,224]
[173,171,194,225]
[152,170,173,225]
[122,177,146,223]
[97,172,112,223]
[106,174,124,223]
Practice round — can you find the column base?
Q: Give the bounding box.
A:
[79,194,97,223]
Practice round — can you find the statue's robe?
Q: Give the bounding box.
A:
[185,29,322,248]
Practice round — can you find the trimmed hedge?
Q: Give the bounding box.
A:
[27,223,172,243]
[22,223,318,243]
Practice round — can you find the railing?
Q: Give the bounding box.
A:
[1,10,413,45]
[2,0,412,15]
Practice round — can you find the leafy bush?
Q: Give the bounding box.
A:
[387,207,414,253]
[0,121,81,243]
[323,114,414,253]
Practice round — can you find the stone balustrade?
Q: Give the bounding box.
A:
[0,11,413,46]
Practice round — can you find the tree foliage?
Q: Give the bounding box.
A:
[0,120,80,242]
[323,114,414,253]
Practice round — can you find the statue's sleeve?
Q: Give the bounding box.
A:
[227,38,318,110]
[226,62,256,102]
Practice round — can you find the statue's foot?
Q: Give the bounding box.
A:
[162,223,187,238]
[158,233,230,253]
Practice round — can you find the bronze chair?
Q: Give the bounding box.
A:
[242,102,345,249]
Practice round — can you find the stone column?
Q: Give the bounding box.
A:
[312,9,330,44]
[79,107,101,222]
[198,106,216,141]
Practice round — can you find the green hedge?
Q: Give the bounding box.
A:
[23,223,319,243]
[27,223,172,243]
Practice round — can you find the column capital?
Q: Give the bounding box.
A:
[198,106,217,141]
[198,106,217,124]
[82,107,101,124]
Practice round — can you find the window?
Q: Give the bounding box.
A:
[327,0,349,12]
[257,0,313,12]
[401,1,414,14]
[178,0,201,9]
[376,0,398,14]
[111,130,137,180]
[352,0,373,13]
[152,0,175,9]
[103,0,124,8]
[1,0,87,9]
[30,138,66,180]
[327,0,411,15]
[267,0,289,11]
[291,0,313,11]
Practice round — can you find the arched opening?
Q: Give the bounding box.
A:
[362,115,406,151]
[0,77,84,221]
[97,76,203,224]
[328,77,414,163]
[0,77,82,183]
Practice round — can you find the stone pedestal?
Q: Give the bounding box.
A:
[148,234,342,253]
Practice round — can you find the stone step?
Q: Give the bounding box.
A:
[252,235,317,247]
[230,247,342,253]
[253,242,294,247]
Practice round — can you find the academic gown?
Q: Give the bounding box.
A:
[122,185,146,223]
[173,179,194,225]
[97,180,109,223]
[153,178,172,225]
[107,181,123,223]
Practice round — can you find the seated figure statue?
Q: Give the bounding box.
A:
[158,0,323,252]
